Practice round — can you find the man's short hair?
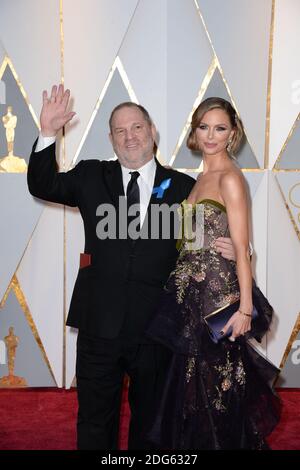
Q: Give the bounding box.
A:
[109,102,153,132]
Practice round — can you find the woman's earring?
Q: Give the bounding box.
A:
[227,139,232,152]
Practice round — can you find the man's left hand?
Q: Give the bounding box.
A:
[215,237,236,261]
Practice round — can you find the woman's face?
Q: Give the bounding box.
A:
[194,108,234,156]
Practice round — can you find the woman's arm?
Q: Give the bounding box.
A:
[220,171,252,339]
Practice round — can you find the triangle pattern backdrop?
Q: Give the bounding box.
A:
[197,0,272,167]
[276,172,300,241]
[0,1,299,388]
[0,289,55,387]
[0,173,43,304]
[278,319,300,387]
[275,115,300,170]
[76,67,133,164]
[173,68,259,169]
[0,60,38,164]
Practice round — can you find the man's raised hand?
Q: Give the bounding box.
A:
[40,84,76,137]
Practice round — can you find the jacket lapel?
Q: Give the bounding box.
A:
[103,160,124,207]
[138,158,172,241]
[147,158,171,207]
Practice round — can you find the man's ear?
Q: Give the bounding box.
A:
[109,133,113,145]
[151,124,157,142]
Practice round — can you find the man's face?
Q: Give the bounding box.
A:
[109,106,156,169]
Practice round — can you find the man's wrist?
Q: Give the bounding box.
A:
[35,133,56,152]
[41,129,57,138]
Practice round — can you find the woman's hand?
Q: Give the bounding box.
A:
[40,84,76,137]
[220,310,252,341]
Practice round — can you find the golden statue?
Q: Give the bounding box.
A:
[0,327,27,387]
[0,106,27,173]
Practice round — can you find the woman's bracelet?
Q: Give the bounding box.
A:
[238,308,252,317]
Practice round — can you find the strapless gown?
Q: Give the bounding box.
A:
[146,199,281,450]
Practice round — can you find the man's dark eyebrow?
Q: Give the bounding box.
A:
[113,121,145,130]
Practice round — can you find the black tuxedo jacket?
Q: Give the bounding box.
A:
[28,141,195,340]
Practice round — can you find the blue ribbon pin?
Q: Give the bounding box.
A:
[152,178,171,199]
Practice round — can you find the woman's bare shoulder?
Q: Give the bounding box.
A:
[220,165,246,195]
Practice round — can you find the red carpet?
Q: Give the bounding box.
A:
[0,388,299,450]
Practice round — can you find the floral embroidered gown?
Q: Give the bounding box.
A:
[147,199,281,450]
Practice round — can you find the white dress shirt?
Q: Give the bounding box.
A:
[35,134,156,226]
[120,158,156,227]
[36,134,56,152]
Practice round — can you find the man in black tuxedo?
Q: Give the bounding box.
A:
[27,85,234,450]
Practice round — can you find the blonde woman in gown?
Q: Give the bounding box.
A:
[147,97,281,450]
